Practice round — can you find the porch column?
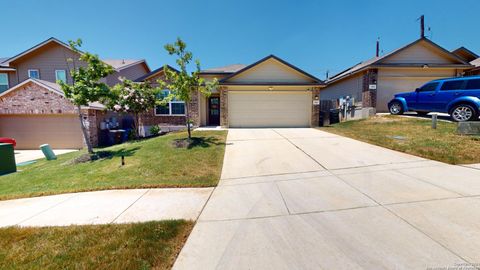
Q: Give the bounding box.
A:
[362,68,378,108]
[311,87,321,127]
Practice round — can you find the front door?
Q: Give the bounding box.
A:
[208,96,220,126]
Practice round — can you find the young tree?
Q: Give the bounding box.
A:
[108,79,159,139]
[58,39,115,154]
[158,38,218,140]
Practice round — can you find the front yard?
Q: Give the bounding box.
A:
[320,115,480,164]
[0,130,227,200]
[0,220,192,270]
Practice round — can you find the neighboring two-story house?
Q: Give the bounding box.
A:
[0,37,150,149]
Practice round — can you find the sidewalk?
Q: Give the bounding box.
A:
[0,188,213,227]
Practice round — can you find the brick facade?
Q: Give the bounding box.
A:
[362,69,378,108]
[219,87,228,127]
[0,81,77,114]
[311,87,321,127]
[0,80,101,147]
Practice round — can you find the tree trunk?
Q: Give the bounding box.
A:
[77,105,94,154]
[134,113,140,139]
[185,103,191,140]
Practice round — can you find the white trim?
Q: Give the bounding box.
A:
[28,69,40,79]
[55,69,67,82]
[0,73,9,90]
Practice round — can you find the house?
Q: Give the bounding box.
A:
[135,55,324,133]
[466,58,480,76]
[321,38,473,112]
[0,37,151,149]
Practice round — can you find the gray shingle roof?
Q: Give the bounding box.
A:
[200,64,246,73]
[102,59,145,70]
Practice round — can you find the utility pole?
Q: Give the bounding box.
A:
[419,15,425,38]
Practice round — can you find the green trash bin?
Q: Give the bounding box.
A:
[40,144,57,160]
[0,143,16,175]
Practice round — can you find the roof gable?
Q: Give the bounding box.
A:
[2,37,76,65]
[378,39,468,65]
[134,65,179,82]
[452,47,479,63]
[220,55,323,85]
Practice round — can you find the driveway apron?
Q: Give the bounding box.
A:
[174,128,480,270]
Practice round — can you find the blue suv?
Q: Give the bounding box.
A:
[388,76,480,122]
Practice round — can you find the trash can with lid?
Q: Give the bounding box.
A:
[0,143,16,175]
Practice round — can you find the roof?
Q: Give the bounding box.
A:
[134,65,179,82]
[452,47,479,62]
[0,78,105,110]
[200,64,247,74]
[219,55,324,85]
[1,37,75,65]
[102,59,150,72]
[327,38,473,84]
[471,58,480,67]
[0,57,9,64]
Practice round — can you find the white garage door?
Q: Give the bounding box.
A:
[228,91,311,128]
[0,115,84,149]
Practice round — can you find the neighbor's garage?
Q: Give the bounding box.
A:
[376,69,456,112]
[228,91,311,128]
[0,114,83,149]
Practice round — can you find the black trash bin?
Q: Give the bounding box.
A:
[319,111,330,127]
[329,109,340,124]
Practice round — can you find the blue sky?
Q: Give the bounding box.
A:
[2,0,479,79]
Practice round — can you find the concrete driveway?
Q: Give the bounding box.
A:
[14,149,78,164]
[174,128,480,270]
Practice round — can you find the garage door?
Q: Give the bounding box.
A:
[228,91,311,127]
[0,115,84,149]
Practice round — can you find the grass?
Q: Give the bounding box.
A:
[0,220,193,270]
[0,130,227,200]
[320,115,480,165]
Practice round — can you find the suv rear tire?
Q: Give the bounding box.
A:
[450,104,478,122]
[389,101,404,115]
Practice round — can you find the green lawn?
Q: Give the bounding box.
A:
[0,130,227,200]
[320,115,480,165]
[0,220,193,270]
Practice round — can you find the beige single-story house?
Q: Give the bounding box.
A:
[136,55,325,132]
[321,37,474,112]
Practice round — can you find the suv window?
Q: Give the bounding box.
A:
[465,79,480,90]
[440,80,464,91]
[418,82,438,92]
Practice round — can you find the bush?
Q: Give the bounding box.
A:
[149,125,161,136]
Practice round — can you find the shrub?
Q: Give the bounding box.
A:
[149,125,161,136]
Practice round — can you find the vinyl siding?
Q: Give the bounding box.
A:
[105,63,150,86]
[228,59,315,83]
[380,41,458,64]
[321,73,364,102]
[9,42,85,86]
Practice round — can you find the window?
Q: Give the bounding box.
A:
[465,79,480,90]
[55,70,67,82]
[28,69,40,79]
[155,90,186,115]
[440,80,464,91]
[0,73,8,93]
[418,82,438,92]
